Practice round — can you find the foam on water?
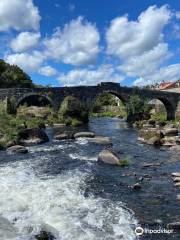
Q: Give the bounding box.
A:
[28,143,73,154]
[75,138,89,145]
[69,153,97,162]
[0,158,138,240]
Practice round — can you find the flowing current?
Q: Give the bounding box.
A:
[1,117,178,240]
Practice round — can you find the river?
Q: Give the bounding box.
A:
[0,117,179,240]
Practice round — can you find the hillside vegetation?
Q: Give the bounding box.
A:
[0,59,34,88]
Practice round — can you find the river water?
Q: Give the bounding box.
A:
[0,117,179,240]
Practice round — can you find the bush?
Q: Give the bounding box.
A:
[59,96,89,125]
[126,95,152,122]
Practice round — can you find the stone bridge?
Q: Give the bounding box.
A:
[0,82,180,120]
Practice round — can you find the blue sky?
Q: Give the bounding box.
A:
[0,0,179,87]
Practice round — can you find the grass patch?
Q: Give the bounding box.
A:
[118,156,131,166]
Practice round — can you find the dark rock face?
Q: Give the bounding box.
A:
[7,145,28,154]
[35,231,55,240]
[18,128,49,145]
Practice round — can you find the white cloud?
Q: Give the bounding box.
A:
[133,64,180,86]
[5,51,44,72]
[58,65,124,86]
[39,66,57,77]
[0,0,41,31]
[106,5,176,86]
[106,5,171,59]
[119,43,171,77]
[10,32,40,52]
[44,17,100,65]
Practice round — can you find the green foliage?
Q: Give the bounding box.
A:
[118,156,131,166]
[71,119,82,127]
[91,93,126,118]
[150,114,167,121]
[59,96,89,125]
[91,93,118,112]
[0,59,34,88]
[126,95,151,116]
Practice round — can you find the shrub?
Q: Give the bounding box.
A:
[59,96,89,124]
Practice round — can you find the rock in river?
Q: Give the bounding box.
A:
[98,149,121,165]
[172,177,180,182]
[35,231,55,240]
[7,145,28,154]
[74,132,95,138]
[132,183,142,190]
[147,136,163,146]
[175,182,180,187]
[162,128,178,137]
[18,128,49,145]
[167,222,180,230]
[88,136,112,145]
[171,172,180,177]
[54,131,75,140]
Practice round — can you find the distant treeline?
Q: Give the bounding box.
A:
[0,59,34,88]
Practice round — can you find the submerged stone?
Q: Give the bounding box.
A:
[18,128,49,145]
[7,145,28,154]
[35,231,55,240]
[167,222,180,230]
[88,136,112,145]
[74,132,95,138]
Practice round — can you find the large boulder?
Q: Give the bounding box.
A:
[162,136,180,146]
[7,145,28,154]
[18,128,49,145]
[74,132,95,138]
[139,128,163,141]
[88,136,112,145]
[161,128,178,137]
[147,136,163,146]
[54,131,75,140]
[98,150,121,165]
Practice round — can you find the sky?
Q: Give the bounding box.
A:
[0,0,179,87]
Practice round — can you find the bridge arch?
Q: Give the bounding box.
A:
[90,90,127,118]
[147,97,175,120]
[13,93,55,114]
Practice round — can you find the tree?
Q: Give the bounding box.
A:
[126,95,152,122]
[0,59,34,88]
[91,93,118,112]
